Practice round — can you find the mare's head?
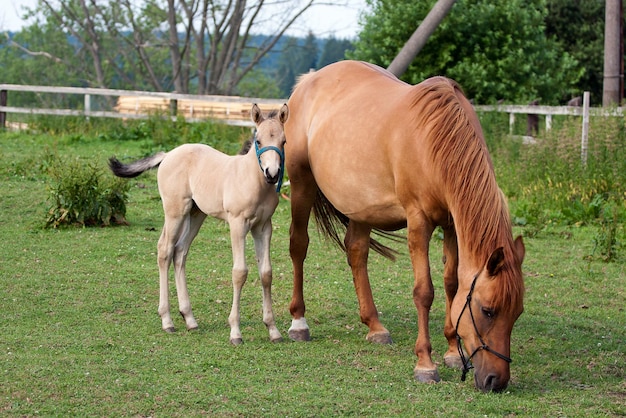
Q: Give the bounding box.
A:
[453,236,526,392]
[250,103,289,188]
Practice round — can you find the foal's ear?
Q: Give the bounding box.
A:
[279,103,289,124]
[251,103,263,125]
[486,247,505,276]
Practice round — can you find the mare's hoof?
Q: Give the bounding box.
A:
[230,338,243,346]
[414,369,441,383]
[163,327,176,333]
[288,328,311,342]
[444,354,464,370]
[366,332,393,345]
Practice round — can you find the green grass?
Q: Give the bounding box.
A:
[1,128,625,416]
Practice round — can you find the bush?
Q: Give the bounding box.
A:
[44,153,130,228]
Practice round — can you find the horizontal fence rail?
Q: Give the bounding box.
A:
[0,84,286,128]
[1,85,623,164]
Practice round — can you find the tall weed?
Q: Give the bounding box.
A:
[44,151,130,228]
[491,114,626,256]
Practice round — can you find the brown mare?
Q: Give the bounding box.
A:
[110,104,288,345]
[284,61,525,392]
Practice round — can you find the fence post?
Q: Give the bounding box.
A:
[581,91,590,166]
[0,89,7,129]
[84,94,91,121]
[509,113,515,135]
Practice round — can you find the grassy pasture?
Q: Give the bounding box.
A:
[1,128,625,416]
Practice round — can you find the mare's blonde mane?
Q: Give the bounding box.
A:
[410,77,523,312]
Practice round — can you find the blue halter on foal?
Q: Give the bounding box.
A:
[254,136,285,193]
[456,274,513,382]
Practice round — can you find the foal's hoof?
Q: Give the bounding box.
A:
[163,327,176,333]
[366,331,393,345]
[270,336,283,343]
[414,368,441,383]
[444,354,464,370]
[288,328,311,342]
[230,337,243,346]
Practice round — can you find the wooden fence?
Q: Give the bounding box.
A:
[2,85,624,164]
[0,84,285,128]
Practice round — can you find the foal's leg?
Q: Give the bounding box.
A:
[407,218,439,383]
[287,173,318,341]
[345,221,391,344]
[227,217,249,345]
[441,226,464,369]
[171,207,206,331]
[251,218,283,342]
[157,205,192,332]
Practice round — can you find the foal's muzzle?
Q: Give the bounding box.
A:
[255,140,285,192]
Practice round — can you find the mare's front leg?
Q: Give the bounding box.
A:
[287,173,318,341]
[407,218,439,382]
[441,225,464,369]
[345,221,391,344]
[251,218,283,342]
[227,217,249,345]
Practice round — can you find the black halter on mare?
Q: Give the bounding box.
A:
[455,275,513,381]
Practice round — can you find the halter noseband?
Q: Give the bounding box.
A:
[254,134,285,193]
[455,274,512,382]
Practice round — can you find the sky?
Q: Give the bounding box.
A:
[0,0,367,39]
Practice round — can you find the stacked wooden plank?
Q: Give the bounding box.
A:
[115,96,282,122]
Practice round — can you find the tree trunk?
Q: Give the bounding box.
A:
[387,0,457,78]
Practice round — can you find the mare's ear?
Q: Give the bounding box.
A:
[486,247,505,276]
[514,235,525,264]
[251,103,263,125]
[279,103,289,124]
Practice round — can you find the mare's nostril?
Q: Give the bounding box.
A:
[484,374,507,393]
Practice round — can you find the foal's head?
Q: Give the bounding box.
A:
[250,103,289,187]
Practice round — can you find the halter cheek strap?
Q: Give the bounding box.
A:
[456,275,513,382]
[254,137,285,193]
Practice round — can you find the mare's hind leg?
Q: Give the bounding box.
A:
[287,171,318,341]
[441,226,464,369]
[251,218,283,343]
[407,218,439,383]
[345,221,391,344]
[227,217,249,345]
[171,207,206,331]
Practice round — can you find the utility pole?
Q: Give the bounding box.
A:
[602,0,623,106]
[387,0,457,78]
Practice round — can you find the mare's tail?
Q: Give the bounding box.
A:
[108,152,167,178]
[312,191,403,261]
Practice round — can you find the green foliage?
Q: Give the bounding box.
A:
[350,0,582,104]
[489,114,626,258]
[44,152,130,228]
[545,0,606,103]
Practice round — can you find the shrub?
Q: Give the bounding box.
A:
[45,153,130,228]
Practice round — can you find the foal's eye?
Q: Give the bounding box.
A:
[481,307,496,319]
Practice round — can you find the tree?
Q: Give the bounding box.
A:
[317,36,354,69]
[350,0,582,104]
[275,32,319,97]
[544,0,606,103]
[7,0,320,95]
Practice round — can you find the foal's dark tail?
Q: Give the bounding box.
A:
[312,191,403,261]
[108,152,167,178]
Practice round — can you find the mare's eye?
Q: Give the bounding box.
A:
[482,307,496,319]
